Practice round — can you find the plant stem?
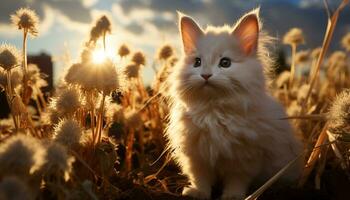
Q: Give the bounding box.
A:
[298,123,328,187]
[96,93,106,144]
[22,29,29,104]
[302,0,348,110]
[6,70,18,131]
[103,32,106,52]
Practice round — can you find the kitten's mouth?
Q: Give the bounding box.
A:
[202,81,213,87]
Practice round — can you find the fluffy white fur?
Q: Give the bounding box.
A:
[166,9,302,199]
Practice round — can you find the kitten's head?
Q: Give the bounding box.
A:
[172,9,268,104]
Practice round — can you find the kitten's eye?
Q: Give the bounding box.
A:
[219,57,231,68]
[194,57,201,68]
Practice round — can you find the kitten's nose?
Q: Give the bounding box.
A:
[201,74,212,81]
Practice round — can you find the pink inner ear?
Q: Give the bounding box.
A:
[233,14,259,55]
[180,16,203,55]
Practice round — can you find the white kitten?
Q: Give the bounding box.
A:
[166,9,302,199]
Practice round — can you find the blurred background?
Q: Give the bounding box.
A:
[0,0,349,85]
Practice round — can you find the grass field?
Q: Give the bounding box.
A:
[0,1,350,199]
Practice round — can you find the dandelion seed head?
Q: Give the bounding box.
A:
[11,8,39,36]
[64,63,83,85]
[158,45,174,60]
[0,44,21,70]
[326,51,347,69]
[45,106,62,124]
[95,59,119,93]
[341,32,350,52]
[329,89,350,134]
[42,142,75,181]
[78,59,119,93]
[81,47,93,63]
[283,28,305,46]
[118,44,130,57]
[124,62,140,79]
[53,119,82,148]
[96,15,111,33]
[0,176,31,200]
[0,67,23,90]
[0,134,45,178]
[54,86,83,115]
[131,51,146,66]
[89,15,112,43]
[311,47,322,59]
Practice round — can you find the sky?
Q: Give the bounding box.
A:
[0,0,349,85]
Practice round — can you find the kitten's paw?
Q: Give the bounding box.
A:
[221,194,245,200]
[182,187,210,199]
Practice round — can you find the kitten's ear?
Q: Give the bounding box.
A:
[232,10,260,55]
[178,12,204,55]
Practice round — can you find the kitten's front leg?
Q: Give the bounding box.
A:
[182,157,214,199]
[221,174,251,200]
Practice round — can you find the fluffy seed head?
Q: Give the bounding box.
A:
[0,44,21,70]
[0,176,32,200]
[283,28,305,46]
[341,32,350,52]
[46,108,62,124]
[131,51,146,66]
[54,86,83,115]
[0,134,45,179]
[311,47,322,59]
[158,45,174,60]
[53,119,82,148]
[329,89,350,134]
[81,47,93,63]
[0,67,23,90]
[11,8,39,36]
[89,15,112,43]
[124,62,140,79]
[118,44,130,57]
[42,142,75,181]
[78,59,119,93]
[326,51,347,69]
[64,63,83,85]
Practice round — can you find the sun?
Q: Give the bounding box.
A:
[92,49,107,64]
[92,48,116,64]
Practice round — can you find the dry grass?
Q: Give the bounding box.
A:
[1,1,350,199]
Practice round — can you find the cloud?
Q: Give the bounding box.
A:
[110,4,176,34]
[116,0,350,49]
[0,0,92,23]
[125,23,144,35]
[0,0,94,37]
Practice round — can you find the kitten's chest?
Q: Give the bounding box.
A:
[185,108,257,165]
